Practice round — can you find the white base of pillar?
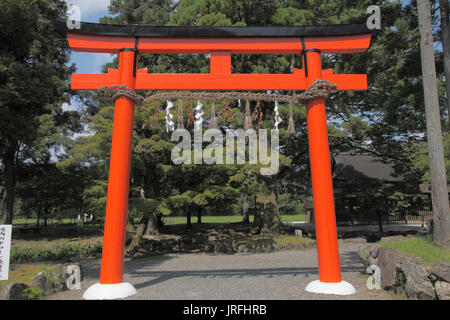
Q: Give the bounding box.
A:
[83,282,137,300]
[305,280,356,295]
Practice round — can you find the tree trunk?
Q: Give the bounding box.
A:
[197,208,202,224]
[126,214,136,232]
[145,212,159,236]
[376,209,384,233]
[156,213,164,227]
[187,211,192,228]
[439,0,450,116]
[36,204,41,227]
[242,191,250,223]
[127,217,147,253]
[253,175,283,234]
[1,144,16,225]
[126,210,158,253]
[418,0,450,249]
[140,185,160,236]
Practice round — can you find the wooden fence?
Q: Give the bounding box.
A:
[333,210,433,226]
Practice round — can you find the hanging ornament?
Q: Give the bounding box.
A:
[194,100,204,131]
[218,101,235,126]
[187,104,195,128]
[209,102,219,129]
[165,100,175,132]
[287,103,296,136]
[244,100,252,131]
[177,100,184,130]
[251,101,263,128]
[274,101,283,130]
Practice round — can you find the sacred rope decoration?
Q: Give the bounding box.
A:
[287,102,296,135]
[274,101,283,130]
[177,100,184,130]
[209,102,219,129]
[244,100,252,131]
[217,102,236,126]
[98,80,335,106]
[98,79,336,133]
[194,100,204,131]
[165,100,175,132]
[187,104,195,128]
[251,101,264,128]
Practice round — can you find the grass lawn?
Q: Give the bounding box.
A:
[380,235,450,265]
[161,214,306,225]
[13,214,306,227]
[12,218,76,225]
[0,263,51,293]
[280,214,306,222]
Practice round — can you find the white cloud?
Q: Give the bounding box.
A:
[65,0,110,15]
[93,53,115,72]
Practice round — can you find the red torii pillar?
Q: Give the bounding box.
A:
[65,23,372,299]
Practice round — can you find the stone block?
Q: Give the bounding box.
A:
[435,281,450,300]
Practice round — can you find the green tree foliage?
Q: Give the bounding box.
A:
[408,134,450,184]
[277,193,303,215]
[0,0,76,224]
[102,0,175,25]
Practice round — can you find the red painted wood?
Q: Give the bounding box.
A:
[71,70,367,91]
[99,50,137,285]
[210,51,231,74]
[305,50,342,283]
[67,33,371,54]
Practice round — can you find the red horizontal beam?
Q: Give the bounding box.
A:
[71,68,366,91]
[71,69,118,89]
[67,33,371,54]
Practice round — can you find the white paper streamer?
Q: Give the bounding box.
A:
[274,101,283,130]
[165,100,175,132]
[194,100,204,131]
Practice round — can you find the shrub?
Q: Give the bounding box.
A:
[23,286,46,300]
[11,243,102,264]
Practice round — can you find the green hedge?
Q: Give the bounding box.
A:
[11,243,102,264]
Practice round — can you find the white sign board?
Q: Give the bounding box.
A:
[0,225,12,280]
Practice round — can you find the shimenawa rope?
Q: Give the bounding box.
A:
[97,79,336,107]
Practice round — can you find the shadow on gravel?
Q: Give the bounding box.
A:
[339,251,363,268]
[130,264,363,290]
[80,255,177,280]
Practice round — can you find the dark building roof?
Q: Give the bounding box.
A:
[56,19,371,37]
[332,154,402,182]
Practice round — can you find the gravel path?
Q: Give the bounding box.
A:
[50,240,392,300]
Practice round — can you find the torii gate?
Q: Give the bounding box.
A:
[64,21,372,299]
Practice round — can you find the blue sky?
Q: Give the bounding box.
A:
[66,0,113,75]
[63,0,112,111]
